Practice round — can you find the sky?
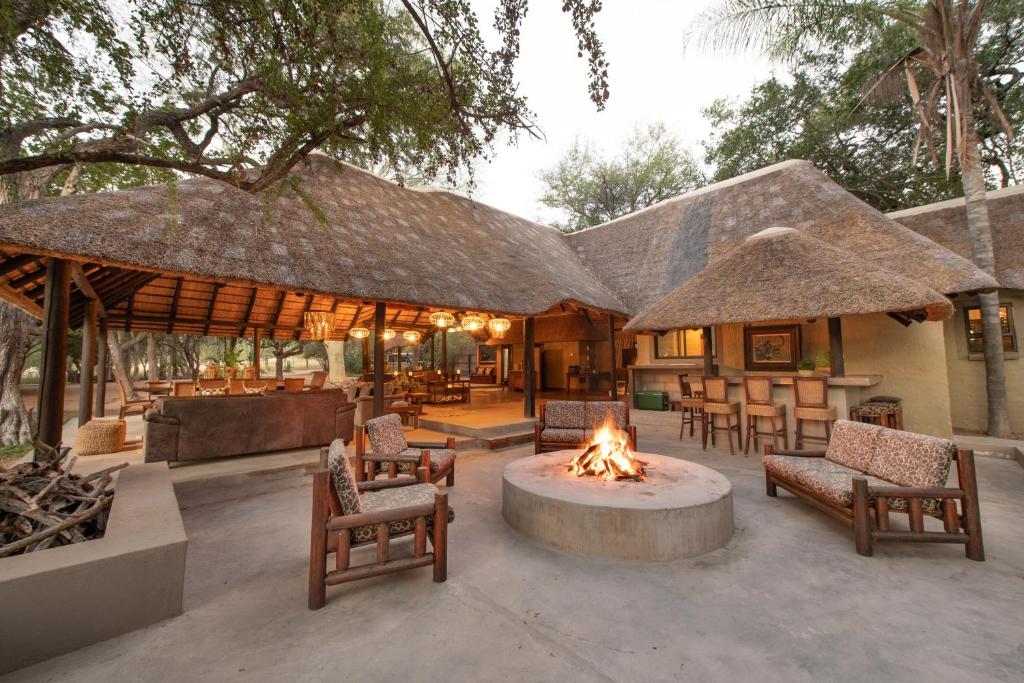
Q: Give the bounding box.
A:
[466,0,780,225]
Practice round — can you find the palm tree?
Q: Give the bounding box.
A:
[691,0,1015,436]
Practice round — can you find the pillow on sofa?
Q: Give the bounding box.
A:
[243,387,265,396]
[865,428,956,488]
[825,420,882,472]
[365,413,408,455]
[198,387,227,396]
[327,439,362,515]
[585,402,627,430]
[544,401,585,429]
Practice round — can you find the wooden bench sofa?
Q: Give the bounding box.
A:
[534,400,638,453]
[763,420,984,560]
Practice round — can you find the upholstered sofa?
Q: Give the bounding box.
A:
[143,389,355,463]
[534,400,637,453]
[470,367,497,385]
[763,419,984,560]
[346,382,407,426]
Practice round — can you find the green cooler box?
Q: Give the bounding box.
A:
[634,390,669,411]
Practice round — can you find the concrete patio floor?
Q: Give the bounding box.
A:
[6,423,1024,682]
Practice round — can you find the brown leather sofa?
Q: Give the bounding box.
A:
[143,389,355,463]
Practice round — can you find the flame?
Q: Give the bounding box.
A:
[568,418,646,481]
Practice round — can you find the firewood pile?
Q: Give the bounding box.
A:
[0,441,127,559]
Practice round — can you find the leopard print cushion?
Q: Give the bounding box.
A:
[866,429,955,488]
[825,420,882,472]
[351,483,454,544]
[378,448,456,474]
[198,387,227,396]
[544,401,585,429]
[540,428,586,444]
[585,401,627,430]
[243,387,265,396]
[327,439,362,516]
[365,413,408,456]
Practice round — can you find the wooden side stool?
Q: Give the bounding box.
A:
[677,375,704,440]
[701,376,742,454]
[793,376,837,449]
[742,376,787,454]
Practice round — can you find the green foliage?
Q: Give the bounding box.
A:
[1,0,610,193]
[797,359,817,371]
[815,351,831,368]
[539,123,705,232]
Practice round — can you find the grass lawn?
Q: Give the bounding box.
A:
[0,443,33,469]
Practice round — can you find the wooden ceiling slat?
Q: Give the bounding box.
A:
[0,254,43,280]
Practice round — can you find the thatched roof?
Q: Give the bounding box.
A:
[568,160,996,315]
[624,227,954,332]
[0,154,625,333]
[484,312,609,345]
[889,184,1024,291]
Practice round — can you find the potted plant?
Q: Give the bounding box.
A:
[797,359,816,376]
[815,351,831,375]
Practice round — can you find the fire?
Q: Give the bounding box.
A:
[568,419,646,481]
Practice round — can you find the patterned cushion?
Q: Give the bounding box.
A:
[825,420,882,471]
[764,454,940,513]
[243,387,265,396]
[584,401,627,430]
[326,439,362,516]
[544,401,585,429]
[865,428,955,488]
[365,413,408,456]
[198,387,227,396]
[540,428,586,444]
[377,448,456,474]
[351,483,455,544]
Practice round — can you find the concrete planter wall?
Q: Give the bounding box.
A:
[0,462,187,675]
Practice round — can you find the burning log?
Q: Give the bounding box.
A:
[567,420,646,481]
[0,442,126,558]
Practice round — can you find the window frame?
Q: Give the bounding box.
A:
[654,328,712,360]
[963,302,1017,354]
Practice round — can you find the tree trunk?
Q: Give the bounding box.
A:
[961,109,1011,437]
[275,352,285,380]
[0,303,36,446]
[146,333,160,380]
[108,332,143,401]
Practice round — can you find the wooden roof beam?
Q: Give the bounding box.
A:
[294,294,314,340]
[167,277,184,333]
[70,263,107,318]
[0,253,42,280]
[239,286,259,337]
[203,283,225,336]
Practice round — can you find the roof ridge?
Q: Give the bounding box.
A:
[887,183,1024,218]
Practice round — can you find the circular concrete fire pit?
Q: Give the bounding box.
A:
[502,451,733,561]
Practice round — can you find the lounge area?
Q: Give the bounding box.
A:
[10,424,1024,681]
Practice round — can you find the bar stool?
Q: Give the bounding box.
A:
[793,376,837,449]
[677,375,704,440]
[743,376,787,454]
[701,376,742,454]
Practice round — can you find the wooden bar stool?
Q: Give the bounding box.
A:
[701,376,742,454]
[677,375,704,440]
[743,376,787,454]
[793,376,837,449]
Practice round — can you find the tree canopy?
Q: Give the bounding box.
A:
[0,0,610,197]
[538,123,704,232]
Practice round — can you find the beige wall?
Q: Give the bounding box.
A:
[941,291,1024,435]
[843,314,953,437]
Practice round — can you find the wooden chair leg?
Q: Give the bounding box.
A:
[852,477,873,557]
[795,419,803,450]
[446,467,455,487]
[824,419,834,444]
[958,450,985,561]
[734,411,742,453]
[701,413,708,450]
[725,414,735,455]
[308,471,329,610]
[744,415,753,455]
[432,492,449,582]
[765,473,777,497]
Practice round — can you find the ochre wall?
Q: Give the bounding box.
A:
[941,291,1024,435]
[843,314,953,438]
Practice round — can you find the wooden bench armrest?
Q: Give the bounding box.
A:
[764,445,827,458]
[356,477,421,492]
[866,483,966,500]
[407,440,453,450]
[326,502,437,530]
[361,452,422,463]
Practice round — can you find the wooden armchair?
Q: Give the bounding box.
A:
[309,441,450,609]
[116,378,152,419]
[355,414,456,486]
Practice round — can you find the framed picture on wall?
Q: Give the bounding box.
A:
[477,344,497,365]
[743,325,801,372]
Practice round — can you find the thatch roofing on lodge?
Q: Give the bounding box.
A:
[0,154,626,338]
[566,160,997,316]
[889,183,1024,291]
[623,228,954,332]
[0,155,1000,340]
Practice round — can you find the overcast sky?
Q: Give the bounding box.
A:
[466,0,779,224]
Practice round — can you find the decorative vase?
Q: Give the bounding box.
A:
[798,369,815,377]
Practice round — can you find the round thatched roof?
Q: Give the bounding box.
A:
[623,227,954,332]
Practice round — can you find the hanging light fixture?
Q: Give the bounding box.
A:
[429,311,456,328]
[488,317,511,338]
[403,330,422,344]
[304,311,336,341]
[460,314,485,332]
[349,327,370,339]
[382,328,397,341]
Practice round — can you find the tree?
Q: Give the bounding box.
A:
[692,0,1019,437]
[0,0,609,195]
[267,340,304,380]
[0,304,37,446]
[539,123,705,232]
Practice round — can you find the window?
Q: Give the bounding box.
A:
[655,328,711,359]
[964,304,1017,354]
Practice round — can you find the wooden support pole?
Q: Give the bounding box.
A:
[78,299,97,426]
[441,327,448,376]
[253,326,262,379]
[827,317,845,377]
[524,316,536,418]
[607,315,618,400]
[431,331,436,369]
[361,337,371,375]
[372,302,385,417]
[397,345,402,371]
[36,258,71,453]
[94,316,108,417]
[702,326,715,376]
